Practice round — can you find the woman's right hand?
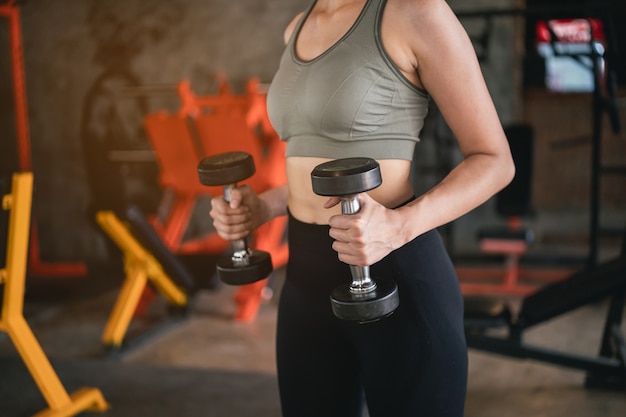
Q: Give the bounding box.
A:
[209,185,265,241]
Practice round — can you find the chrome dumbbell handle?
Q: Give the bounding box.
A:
[340,194,377,295]
[222,183,251,264]
[197,151,273,285]
[312,157,399,322]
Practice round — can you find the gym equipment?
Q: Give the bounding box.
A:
[1,172,109,416]
[457,124,575,295]
[464,224,626,390]
[96,205,194,350]
[311,157,399,323]
[455,6,625,390]
[142,110,226,253]
[144,75,288,322]
[1,2,86,277]
[197,151,273,285]
[457,5,623,270]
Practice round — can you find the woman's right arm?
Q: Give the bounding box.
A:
[209,12,300,241]
[210,184,288,241]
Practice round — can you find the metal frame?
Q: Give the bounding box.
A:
[466,231,626,390]
[1,172,109,416]
[1,0,87,277]
[95,210,189,350]
[457,4,623,269]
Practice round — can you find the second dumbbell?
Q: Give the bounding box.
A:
[311,157,400,323]
[197,151,273,285]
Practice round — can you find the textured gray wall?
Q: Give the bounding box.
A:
[3,0,515,263]
[12,0,308,262]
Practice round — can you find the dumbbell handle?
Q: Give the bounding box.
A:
[340,195,377,294]
[223,183,251,262]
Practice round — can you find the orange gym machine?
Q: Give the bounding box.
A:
[1,0,86,278]
[143,75,288,322]
[1,172,109,416]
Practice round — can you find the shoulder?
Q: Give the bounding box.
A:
[381,0,465,86]
[386,0,473,67]
[386,0,462,37]
[283,12,305,45]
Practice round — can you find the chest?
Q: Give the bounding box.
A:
[295,1,368,62]
[294,0,418,86]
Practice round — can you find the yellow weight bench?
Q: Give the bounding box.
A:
[96,206,194,350]
[0,172,109,417]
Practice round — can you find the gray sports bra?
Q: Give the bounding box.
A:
[266,0,430,161]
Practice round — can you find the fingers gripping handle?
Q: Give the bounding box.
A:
[312,157,399,322]
[310,158,383,296]
[197,151,273,285]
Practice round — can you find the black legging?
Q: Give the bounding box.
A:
[276,212,467,417]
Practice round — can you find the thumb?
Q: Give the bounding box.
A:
[227,188,243,209]
[323,197,341,209]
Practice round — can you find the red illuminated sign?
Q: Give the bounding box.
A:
[536,18,605,44]
[535,18,606,92]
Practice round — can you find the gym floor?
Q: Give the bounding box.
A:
[1,220,625,417]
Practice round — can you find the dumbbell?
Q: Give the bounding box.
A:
[311,157,400,323]
[197,151,273,285]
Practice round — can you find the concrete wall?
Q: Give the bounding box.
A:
[1,0,623,265]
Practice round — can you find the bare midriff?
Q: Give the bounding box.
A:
[286,156,414,225]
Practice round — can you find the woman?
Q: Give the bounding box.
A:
[210,0,515,416]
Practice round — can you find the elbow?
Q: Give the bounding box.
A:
[499,152,516,191]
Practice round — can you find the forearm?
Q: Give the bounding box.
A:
[396,152,514,244]
[258,184,289,224]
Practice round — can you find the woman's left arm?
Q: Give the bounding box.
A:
[328,0,515,267]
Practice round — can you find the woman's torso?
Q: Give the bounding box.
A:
[287,157,414,223]
[270,0,425,224]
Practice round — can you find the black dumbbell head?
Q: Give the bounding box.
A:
[216,250,273,285]
[198,151,256,186]
[311,157,382,196]
[330,279,399,323]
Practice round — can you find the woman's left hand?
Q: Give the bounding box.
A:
[325,193,406,266]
